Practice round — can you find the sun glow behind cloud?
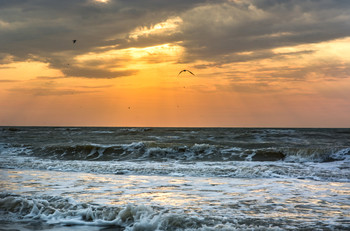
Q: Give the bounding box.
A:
[74,43,184,76]
[1,36,350,127]
[129,17,182,40]
[1,0,350,127]
[94,0,109,3]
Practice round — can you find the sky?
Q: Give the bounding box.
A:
[1,0,350,127]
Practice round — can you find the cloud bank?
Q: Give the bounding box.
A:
[1,0,350,79]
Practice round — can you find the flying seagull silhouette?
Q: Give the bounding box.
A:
[178,69,195,76]
[73,40,77,44]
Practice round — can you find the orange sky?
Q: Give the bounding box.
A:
[1,0,350,127]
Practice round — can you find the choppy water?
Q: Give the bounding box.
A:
[1,127,350,230]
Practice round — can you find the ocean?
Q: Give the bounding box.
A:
[0,127,349,230]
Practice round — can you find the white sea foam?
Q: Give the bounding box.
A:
[90,131,115,134]
[1,168,349,230]
[0,150,349,182]
[331,147,350,160]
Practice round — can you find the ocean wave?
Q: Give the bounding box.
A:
[1,141,350,182]
[0,194,258,231]
[0,193,349,231]
[2,193,345,231]
[1,155,349,182]
[2,142,349,164]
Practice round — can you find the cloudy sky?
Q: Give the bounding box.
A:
[1,0,350,127]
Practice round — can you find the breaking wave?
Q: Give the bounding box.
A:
[2,142,349,163]
[2,192,347,231]
[1,145,349,182]
[0,193,272,231]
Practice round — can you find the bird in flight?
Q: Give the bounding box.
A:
[73,40,77,44]
[178,69,195,76]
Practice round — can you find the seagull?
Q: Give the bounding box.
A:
[178,69,195,76]
[73,40,77,44]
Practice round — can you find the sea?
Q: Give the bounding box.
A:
[0,127,349,230]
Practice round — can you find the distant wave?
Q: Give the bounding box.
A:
[1,144,349,182]
[2,142,349,163]
[1,127,349,182]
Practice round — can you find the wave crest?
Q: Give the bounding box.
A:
[2,142,349,163]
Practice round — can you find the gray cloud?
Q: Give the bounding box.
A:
[35,76,66,80]
[7,84,99,96]
[17,88,97,96]
[265,62,350,81]
[0,79,20,82]
[0,0,205,78]
[62,66,138,78]
[78,84,113,89]
[1,0,350,78]
[210,59,350,95]
[179,0,350,62]
[0,0,202,54]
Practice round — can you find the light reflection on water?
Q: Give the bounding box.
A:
[1,168,350,227]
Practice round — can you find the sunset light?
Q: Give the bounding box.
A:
[94,0,109,3]
[1,2,350,230]
[1,0,350,127]
[129,17,182,40]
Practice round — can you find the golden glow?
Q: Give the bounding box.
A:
[122,43,183,59]
[1,36,350,126]
[273,37,350,59]
[0,20,11,28]
[76,43,183,67]
[0,61,62,80]
[129,17,182,40]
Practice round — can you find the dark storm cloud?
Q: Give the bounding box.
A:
[0,0,204,78]
[0,0,203,56]
[0,1,140,58]
[1,0,350,77]
[179,0,350,62]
